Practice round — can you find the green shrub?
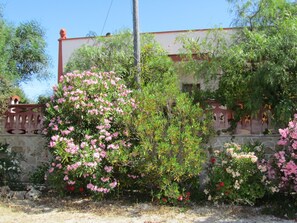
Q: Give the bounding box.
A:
[119,72,213,203]
[29,163,49,185]
[204,142,266,205]
[0,143,22,188]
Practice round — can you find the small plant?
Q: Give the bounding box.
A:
[0,143,22,188]
[29,163,49,185]
[204,142,266,205]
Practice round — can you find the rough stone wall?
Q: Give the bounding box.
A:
[0,134,50,182]
[0,133,279,183]
[209,135,279,156]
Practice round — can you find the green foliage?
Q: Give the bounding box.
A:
[118,72,213,202]
[0,76,12,114]
[29,163,49,185]
[65,30,173,89]
[0,14,49,84]
[204,142,266,205]
[0,143,22,188]
[178,0,297,126]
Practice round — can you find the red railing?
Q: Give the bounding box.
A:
[208,100,274,135]
[2,102,274,135]
[4,104,45,134]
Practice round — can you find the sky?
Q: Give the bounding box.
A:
[0,0,234,102]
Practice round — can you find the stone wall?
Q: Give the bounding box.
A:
[209,134,279,156]
[0,132,280,183]
[0,134,50,182]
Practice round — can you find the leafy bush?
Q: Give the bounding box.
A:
[120,72,213,203]
[204,142,266,205]
[44,69,136,197]
[29,163,49,185]
[0,143,22,188]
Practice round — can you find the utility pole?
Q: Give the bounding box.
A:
[133,0,141,87]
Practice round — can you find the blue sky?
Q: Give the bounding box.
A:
[1,0,234,101]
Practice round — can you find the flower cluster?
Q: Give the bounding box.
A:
[44,69,136,195]
[260,114,297,196]
[204,142,266,205]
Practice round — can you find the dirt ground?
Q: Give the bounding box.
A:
[0,195,295,223]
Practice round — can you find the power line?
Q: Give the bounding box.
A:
[101,0,114,36]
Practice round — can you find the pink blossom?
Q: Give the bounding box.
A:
[52,125,59,131]
[91,139,97,146]
[278,139,288,146]
[101,177,110,182]
[109,181,117,189]
[93,152,100,158]
[283,161,297,176]
[87,183,94,190]
[290,131,297,139]
[292,141,297,150]
[49,141,56,148]
[105,136,112,141]
[104,166,113,173]
[49,167,54,173]
[68,126,74,131]
[61,130,71,135]
[100,151,107,158]
[63,175,69,181]
[279,128,289,139]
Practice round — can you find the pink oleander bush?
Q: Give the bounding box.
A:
[44,69,136,197]
[259,114,297,197]
[204,142,266,205]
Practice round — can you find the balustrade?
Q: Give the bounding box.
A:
[4,104,45,134]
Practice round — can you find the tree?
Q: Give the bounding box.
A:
[179,0,297,126]
[0,15,49,84]
[65,30,173,89]
[0,10,49,111]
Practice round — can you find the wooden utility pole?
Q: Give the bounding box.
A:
[133,0,141,87]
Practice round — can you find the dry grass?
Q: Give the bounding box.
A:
[0,194,294,223]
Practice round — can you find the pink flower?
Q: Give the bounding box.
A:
[61,130,71,135]
[279,128,289,139]
[109,181,117,188]
[104,166,113,173]
[93,152,100,158]
[105,136,112,141]
[178,195,183,201]
[101,177,110,182]
[51,135,59,141]
[52,125,59,131]
[49,167,54,173]
[100,151,107,158]
[63,175,69,181]
[291,131,297,139]
[277,139,288,146]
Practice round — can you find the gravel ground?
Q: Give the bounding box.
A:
[0,196,295,223]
